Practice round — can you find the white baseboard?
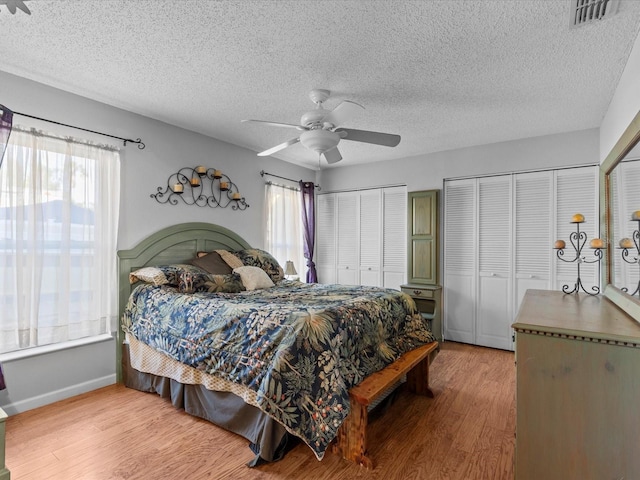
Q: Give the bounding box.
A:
[1,374,116,416]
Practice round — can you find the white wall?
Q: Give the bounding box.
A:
[318,128,599,193]
[0,70,315,414]
[600,28,640,161]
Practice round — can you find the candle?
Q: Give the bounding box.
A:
[620,237,633,249]
[232,192,241,200]
[590,238,603,249]
[190,177,200,187]
[554,239,566,249]
[632,211,640,221]
[213,169,222,178]
[220,181,229,190]
[571,213,585,223]
[195,165,207,175]
[173,183,183,193]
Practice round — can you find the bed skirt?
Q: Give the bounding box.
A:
[123,345,293,466]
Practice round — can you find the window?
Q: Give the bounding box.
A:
[0,127,120,354]
[263,182,305,280]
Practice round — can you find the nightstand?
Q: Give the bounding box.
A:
[400,283,442,342]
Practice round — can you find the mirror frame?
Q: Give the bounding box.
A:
[601,110,640,320]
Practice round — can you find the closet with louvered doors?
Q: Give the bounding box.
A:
[443,165,599,351]
[315,186,407,289]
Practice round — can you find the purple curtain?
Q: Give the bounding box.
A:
[299,181,317,283]
[0,104,13,170]
[0,105,10,390]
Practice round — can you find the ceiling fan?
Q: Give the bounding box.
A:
[0,0,31,15]
[242,89,401,164]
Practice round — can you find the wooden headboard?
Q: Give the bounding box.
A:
[116,222,251,382]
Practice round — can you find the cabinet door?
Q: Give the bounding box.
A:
[359,189,381,286]
[514,171,552,314]
[444,179,476,344]
[316,193,336,284]
[382,186,407,290]
[477,176,513,350]
[408,190,438,284]
[336,192,359,285]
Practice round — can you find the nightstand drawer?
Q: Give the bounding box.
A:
[401,287,434,298]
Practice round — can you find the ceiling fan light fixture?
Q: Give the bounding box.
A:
[299,129,340,155]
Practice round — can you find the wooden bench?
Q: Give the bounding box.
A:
[332,341,439,468]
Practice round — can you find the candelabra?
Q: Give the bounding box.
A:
[553,213,603,296]
[151,166,249,210]
[617,211,640,298]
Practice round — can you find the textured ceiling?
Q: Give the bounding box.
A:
[1,0,640,169]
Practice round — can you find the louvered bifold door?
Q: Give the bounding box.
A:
[443,178,476,344]
[514,171,552,313]
[316,193,337,284]
[336,192,359,285]
[553,166,599,293]
[359,189,382,287]
[477,175,513,350]
[616,159,640,294]
[382,186,407,290]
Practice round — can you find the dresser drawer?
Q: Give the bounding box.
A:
[401,286,434,298]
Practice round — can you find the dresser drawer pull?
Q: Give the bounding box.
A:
[413,290,422,295]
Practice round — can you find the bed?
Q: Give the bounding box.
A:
[117,222,437,466]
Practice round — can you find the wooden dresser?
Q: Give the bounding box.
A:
[512,289,640,480]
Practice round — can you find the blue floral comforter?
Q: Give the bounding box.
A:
[123,280,435,460]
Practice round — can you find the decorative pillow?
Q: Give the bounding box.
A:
[234,248,284,283]
[129,264,206,286]
[179,271,246,294]
[215,249,244,269]
[233,265,275,291]
[191,251,233,275]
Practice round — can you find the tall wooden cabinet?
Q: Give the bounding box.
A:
[513,289,640,479]
[402,190,442,341]
[407,190,438,284]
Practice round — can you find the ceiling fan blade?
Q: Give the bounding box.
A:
[335,128,401,147]
[16,0,31,14]
[257,137,300,157]
[242,119,307,131]
[323,147,342,164]
[321,100,364,127]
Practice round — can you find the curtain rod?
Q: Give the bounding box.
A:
[260,170,320,190]
[13,111,146,149]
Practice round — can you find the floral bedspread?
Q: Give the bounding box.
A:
[123,280,435,460]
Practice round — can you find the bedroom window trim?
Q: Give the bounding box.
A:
[0,333,113,363]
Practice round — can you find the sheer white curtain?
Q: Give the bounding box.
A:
[263,182,306,281]
[0,127,120,354]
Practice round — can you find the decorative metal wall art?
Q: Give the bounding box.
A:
[617,211,640,298]
[553,213,602,295]
[151,166,249,210]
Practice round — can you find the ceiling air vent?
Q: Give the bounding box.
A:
[570,0,619,27]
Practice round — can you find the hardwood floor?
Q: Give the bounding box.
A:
[5,342,515,480]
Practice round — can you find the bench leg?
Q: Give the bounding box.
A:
[332,397,374,469]
[406,356,434,398]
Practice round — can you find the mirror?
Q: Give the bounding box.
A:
[601,111,640,320]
